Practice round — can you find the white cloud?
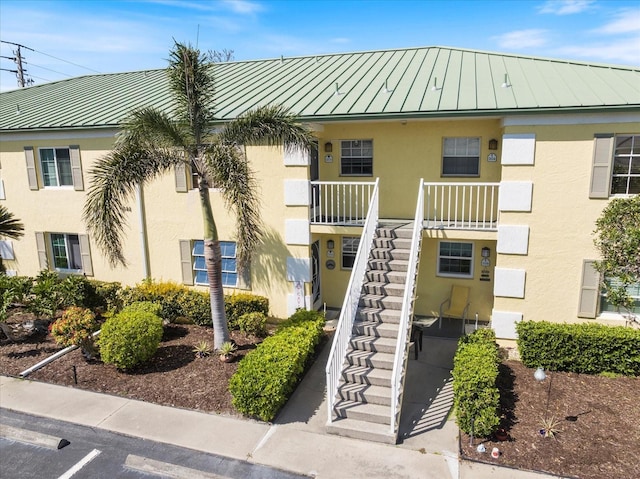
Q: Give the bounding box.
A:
[593,8,640,35]
[220,0,264,15]
[555,35,640,65]
[494,29,549,49]
[538,0,595,15]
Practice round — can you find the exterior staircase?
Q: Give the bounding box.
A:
[327,223,414,444]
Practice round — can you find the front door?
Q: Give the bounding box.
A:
[311,240,321,310]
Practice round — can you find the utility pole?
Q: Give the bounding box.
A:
[0,41,34,87]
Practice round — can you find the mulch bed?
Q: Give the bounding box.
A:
[2,311,640,479]
[460,360,640,479]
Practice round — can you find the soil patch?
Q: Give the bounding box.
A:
[460,360,640,479]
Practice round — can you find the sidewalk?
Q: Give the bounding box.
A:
[0,337,558,479]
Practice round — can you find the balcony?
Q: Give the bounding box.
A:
[310,181,377,226]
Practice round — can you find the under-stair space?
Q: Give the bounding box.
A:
[327,223,415,444]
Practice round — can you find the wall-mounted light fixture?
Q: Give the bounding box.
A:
[481,246,491,258]
[327,239,335,250]
[324,142,333,153]
[488,139,498,150]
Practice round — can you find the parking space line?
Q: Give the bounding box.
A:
[57,448,101,479]
[125,454,232,479]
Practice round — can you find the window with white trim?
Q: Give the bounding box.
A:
[192,240,238,287]
[50,233,82,271]
[611,135,640,195]
[341,140,373,176]
[442,137,480,176]
[437,241,474,278]
[342,236,359,269]
[40,148,73,187]
[600,278,640,315]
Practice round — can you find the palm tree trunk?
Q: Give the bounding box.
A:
[199,185,230,350]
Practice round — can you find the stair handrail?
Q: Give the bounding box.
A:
[390,178,425,436]
[326,178,380,424]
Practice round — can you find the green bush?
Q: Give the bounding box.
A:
[28,270,66,318]
[229,309,324,421]
[237,311,267,337]
[98,306,164,370]
[225,293,269,329]
[177,288,210,325]
[51,306,98,347]
[88,280,123,312]
[516,321,640,376]
[453,329,501,437]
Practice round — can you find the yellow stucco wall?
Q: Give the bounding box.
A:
[494,120,640,324]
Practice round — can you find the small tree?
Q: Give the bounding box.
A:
[593,195,640,321]
[0,205,24,274]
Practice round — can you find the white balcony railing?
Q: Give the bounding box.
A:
[326,179,380,424]
[310,181,377,225]
[423,182,500,230]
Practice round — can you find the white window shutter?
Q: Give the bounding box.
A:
[69,145,84,191]
[578,260,600,318]
[179,240,193,285]
[24,146,39,190]
[35,232,48,270]
[79,234,93,276]
[175,164,188,193]
[589,135,613,199]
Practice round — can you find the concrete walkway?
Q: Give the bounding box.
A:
[0,336,558,479]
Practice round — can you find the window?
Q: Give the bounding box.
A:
[342,236,360,269]
[192,240,238,287]
[40,148,73,187]
[600,278,640,316]
[341,140,373,176]
[442,137,480,176]
[611,135,640,195]
[437,241,473,278]
[50,233,83,271]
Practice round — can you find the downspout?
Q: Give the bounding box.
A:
[135,183,151,279]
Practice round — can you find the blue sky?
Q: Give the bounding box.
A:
[0,0,638,91]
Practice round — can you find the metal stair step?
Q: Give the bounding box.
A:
[362,281,405,297]
[341,364,392,387]
[333,400,391,425]
[366,270,407,284]
[359,294,404,310]
[337,382,392,406]
[326,417,396,444]
[346,349,394,369]
[373,237,412,249]
[370,248,411,261]
[353,320,398,338]
[357,307,402,324]
[367,258,409,272]
[350,335,397,354]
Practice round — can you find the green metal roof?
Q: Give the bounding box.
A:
[1,46,639,131]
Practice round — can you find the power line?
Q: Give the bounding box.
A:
[0,41,33,87]
[24,61,73,78]
[29,47,101,73]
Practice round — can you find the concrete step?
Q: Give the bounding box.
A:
[337,382,392,406]
[350,335,397,354]
[327,417,396,444]
[346,349,394,370]
[333,400,391,425]
[353,320,398,338]
[366,269,407,284]
[362,281,405,297]
[373,237,412,250]
[357,307,401,324]
[376,225,413,240]
[359,294,404,310]
[370,248,411,261]
[367,258,409,272]
[342,364,392,387]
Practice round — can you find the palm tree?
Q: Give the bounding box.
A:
[0,205,24,240]
[83,42,315,349]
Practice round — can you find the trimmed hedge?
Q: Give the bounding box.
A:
[98,303,164,370]
[452,328,501,437]
[229,309,324,421]
[225,293,269,329]
[516,321,640,376]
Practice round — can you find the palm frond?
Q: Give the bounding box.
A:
[83,144,182,267]
[117,107,190,151]
[219,104,315,154]
[0,205,25,240]
[205,143,262,269]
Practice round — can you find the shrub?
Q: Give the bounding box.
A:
[225,293,269,329]
[229,309,324,421]
[50,306,98,357]
[516,321,640,376]
[452,329,501,437]
[28,270,65,318]
[177,288,210,325]
[0,275,32,305]
[88,280,123,312]
[98,307,163,370]
[237,311,267,337]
